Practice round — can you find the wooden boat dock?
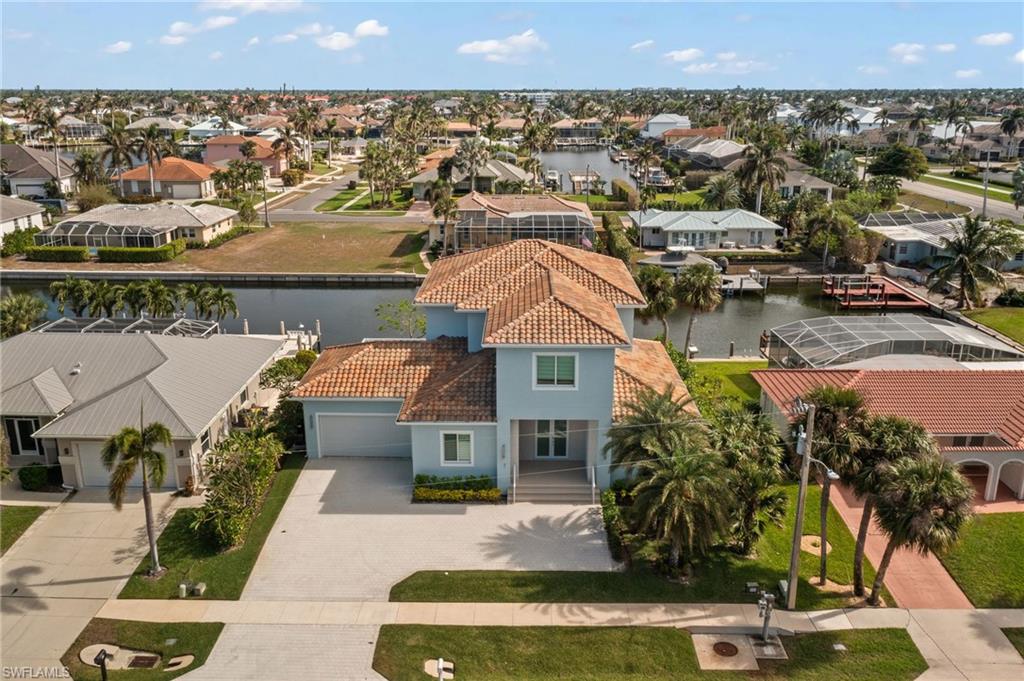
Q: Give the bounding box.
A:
[822,274,930,310]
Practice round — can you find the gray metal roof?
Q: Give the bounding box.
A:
[1,333,283,439]
[629,208,781,233]
[0,195,46,222]
[49,203,237,236]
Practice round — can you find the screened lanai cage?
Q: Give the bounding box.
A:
[32,317,218,337]
[451,213,596,251]
[765,314,1024,368]
[34,221,171,249]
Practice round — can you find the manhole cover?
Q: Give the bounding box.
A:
[128,656,160,669]
[713,642,739,657]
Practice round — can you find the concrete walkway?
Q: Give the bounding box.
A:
[829,484,974,609]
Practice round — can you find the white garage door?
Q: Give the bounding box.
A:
[77,441,172,488]
[317,414,411,457]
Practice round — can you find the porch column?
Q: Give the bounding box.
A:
[984,462,1000,501]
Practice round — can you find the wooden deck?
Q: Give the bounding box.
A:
[822,275,930,310]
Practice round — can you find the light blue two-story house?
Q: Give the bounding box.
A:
[294,239,692,502]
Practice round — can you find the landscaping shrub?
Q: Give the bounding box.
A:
[611,179,638,210]
[190,431,285,549]
[600,489,629,562]
[1,227,41,257]
[412,487,502,503]
[995,288,1024,307]
[118,194,163,205]
[702,249,808,263]
[25,245,89,262]
[281,169,306,186]
[97,238,184,263]
[683,171,716,190]
[75,183,115,212]
[592,201,628,211]
[193,225,258,249]
[18,463,47,491]
[413,474,495,491]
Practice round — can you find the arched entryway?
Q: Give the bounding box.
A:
[955,461,995,501]
[995,459,1024,501]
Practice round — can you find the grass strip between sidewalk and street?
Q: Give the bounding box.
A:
[118,453,304,600]
[918,175,1013,203]
[938,512,1024,608]
[0,505,47,555]
[61,618,224,680]
[373,626,927,681]
[1003,628,1024,657]
[897,191,970,214]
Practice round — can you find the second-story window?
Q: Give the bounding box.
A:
[535,353,576,389]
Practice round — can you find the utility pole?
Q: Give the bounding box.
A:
[980,150,992,219]
[262,171,271,228]
[786,403,816,610]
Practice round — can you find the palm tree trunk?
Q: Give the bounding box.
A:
[118,166,125,197]
[819,477,830,585]
[661,317,670,345]
[669,537,682,569]
[140,460,162,575]
[52,140,62,194]
[683,313,696,357]
[853,494,874,596]
[148,161,156,198]
[868,537,898,606]
[755,186,764,215]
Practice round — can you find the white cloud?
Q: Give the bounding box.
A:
[857,65,888,75]
[159,35,188,45]
[246,36,260,47]
[889,42,925,64]
[169,16,237,36]
[294,22,325,35]
[457,28,547,64]
[630,39,655,51]
[974,32,1013,46]
[271,33,298,43]
[209,50,224,60]
[716,51,737,61]
[663,47,703,62]
[4,29,32,40]
[199,1,303,13]
[934,43,957,53]
[954,68,981,79]
[353,19,389,38]
[104,40,132,54]
[315,32,357,51]
[683,60,769,75]
[1015,49,1024,64]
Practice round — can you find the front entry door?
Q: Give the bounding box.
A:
[536,420,568,457]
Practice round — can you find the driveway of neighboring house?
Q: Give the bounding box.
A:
[242,458,616,602]
[0,489,194,672]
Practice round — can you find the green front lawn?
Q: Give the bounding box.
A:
[964,308,1024,345]
[655,190,705,206]
[897,191,970,214]
[373,626,926,681]
[1003,629,1024,657]
[118,453,304,600]
[310,162,333,175]
[391,484,886,610]
[555,193,617,204]
[61,618,224,680]
[919,175,1013,203]
[315,186,366,212]
[0,505,46,555]
[315,187,411,213]
[689,360,768,406]
[938,513,1024,608]
[348,189,412,211]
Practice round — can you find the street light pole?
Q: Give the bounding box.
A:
[980,150,992,219]
[262,171,271,228]
[786,403,816,610]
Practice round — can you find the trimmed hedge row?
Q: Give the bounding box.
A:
[413,473,495,491]
[25,245,89,262]
[611,179,639,210]
[702,249,807,262]
[412,487,502,503]
[199,225,258,249]
[97,238,186,263]
[600,488,629,563]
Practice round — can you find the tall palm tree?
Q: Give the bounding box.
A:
[851,415,937,596]
[100,124,134,197]
[101,416,172,576]
[323,118,338,165]
[701,173,741,210]
[0,293,47,338]
[430,182,459,253]
[72,149,105,186]
[802,385,867,585]
[33,108,65,194]
[133,124,168,197]
[142,279,176,317]
[734,137,787,214]
[271,125,301,164]
[209,285,239,322]
[87,281,125,317]
[1000,109,1024,158]
[926,216,1023,309]
[906,107,931,147]
[49,275,92,316]
[675,263,722,357]
[868,454,974,605]
[633,144,658,192]
[806,204,855,269]
[177,282,212,319]
[454,137,489,193]
[634,265,677,342]
[605,386,706,472]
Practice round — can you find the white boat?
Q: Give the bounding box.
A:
[544,169,561,189]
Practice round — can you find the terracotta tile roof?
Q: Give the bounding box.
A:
[753,369,1024,449]
[114,157,216,182]
[416,239,645,346]
[613,340,697,421]
[663,126,727,140]
[205,135,277,159]
[294,337,497,422]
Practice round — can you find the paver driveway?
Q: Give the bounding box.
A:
[242,457,616,602]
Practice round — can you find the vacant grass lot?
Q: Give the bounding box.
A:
[119,454,304,600]
[689,360,768,406]
[392,484,887,610]
[898,191,970,214]
[373,626,926,681]
[939,513,1024,608]
[964,308,1024,345]
[180,222,427,274]
[0,505,46,554]
[61,619,224,680]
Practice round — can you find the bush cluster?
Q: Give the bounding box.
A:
[683,171,717,190]
[119,194,163,205]
[600,488,630,562]
[25,245,90,262]
[995,288,1024,307]
[412,474,501,503]
[1,227,41,257]
[191,225,258,250]
[281,168,306,186]
[18,463,48,491]
[97,238,185,263]
[610,179,638,210]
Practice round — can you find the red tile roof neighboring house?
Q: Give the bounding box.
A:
[445,121,478,133]
[614,340,697,420]
[205,135,277,159]
[752,369,1024,449]
[114,157,217,182]
[663,126,727,141]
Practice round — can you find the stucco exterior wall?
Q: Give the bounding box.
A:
[410,423,499,479]
[300,399,403,459]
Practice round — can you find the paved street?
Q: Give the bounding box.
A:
[902,178,1022,222]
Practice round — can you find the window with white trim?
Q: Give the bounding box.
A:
[534,354,576,389]
[441,432,473,465]
[200,429,212,452]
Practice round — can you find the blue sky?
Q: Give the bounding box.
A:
[2,1,1022,90]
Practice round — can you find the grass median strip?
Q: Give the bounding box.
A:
[919,175,1013,202]
[373,626,926,681]
[938,512,1024,608]
[0,505,46,554]
[118,453,304,600]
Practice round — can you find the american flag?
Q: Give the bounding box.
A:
[580,235,594,250]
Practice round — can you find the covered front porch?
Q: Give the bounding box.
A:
[509,419,600,504]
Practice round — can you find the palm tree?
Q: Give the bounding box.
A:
[868,454,974,605]
[119,282,148,317]
[323,118,338,166]
[133,124,168,198]
[177,282,211,319]
[454,138,489,193]
[72,149,105,186]
[33,108,65,194]
[605,386,706,472]
[907,107,931,147]
[139,279,175,317]
[806,204,854,269]
[851,415,937,596]
[675,263,721,357]
[633,144,658,192]
[49,275,92,316]
[701,173,741,210]
[0,293,47,338]
[802,385,867,585]
[100,124,134,196]
[271,125,300,164]
[208,285,239,322]
[1000,109,1024,158]
[430,182,459,253]
[926,216,1024,309]
[87,281,125,317]
[634,265,677,342]
[734,137,787,214]
[101,416,172,576]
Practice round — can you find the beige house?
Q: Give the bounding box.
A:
[113,157,217,200]
[0,195,46,245]
[36,203,237,249]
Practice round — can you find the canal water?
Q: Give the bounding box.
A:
[538,149,636,195]
[5,282,847,358]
